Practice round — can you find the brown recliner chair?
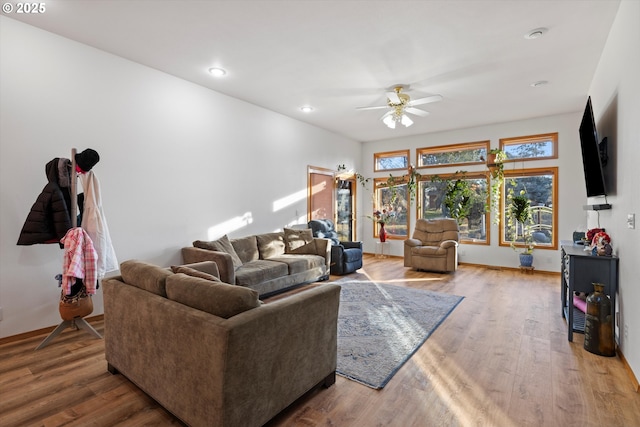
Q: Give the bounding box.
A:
[404,218,459,273]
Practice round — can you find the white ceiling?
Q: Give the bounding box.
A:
[8,0,621,142]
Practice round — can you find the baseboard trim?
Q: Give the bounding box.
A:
[617,348,640,393]
[0,314,104,345]
[458,261,560,276]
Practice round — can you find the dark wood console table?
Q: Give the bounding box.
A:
[560,241,619,342]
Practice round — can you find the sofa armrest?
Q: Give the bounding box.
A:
[313,237,331,272]
[182,247,235,284]
[341,241,363,250]
[440,240,459,249]
[404,238,421,267]
[404,238,422,248]
[181,260,220,279]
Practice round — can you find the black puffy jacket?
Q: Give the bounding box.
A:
[17,158,73,245]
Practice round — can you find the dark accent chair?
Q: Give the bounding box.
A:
[308,219,363,275]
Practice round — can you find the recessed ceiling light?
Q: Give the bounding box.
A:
[530,80,549,87]
[208,67,227,77]
[525,27,548,39]
[300,106,314,113]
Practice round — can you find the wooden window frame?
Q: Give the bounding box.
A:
[416,140,490,169]
[499,132,558,163]
[416,172,490,245]
[498,167,559,251]
[373,149,410,172]
[372,176,410,240]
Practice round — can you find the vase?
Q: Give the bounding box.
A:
[519,253,533,267]
[584,283,615,357]
[379,223,387,242]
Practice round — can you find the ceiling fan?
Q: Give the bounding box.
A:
[356,85,443,129]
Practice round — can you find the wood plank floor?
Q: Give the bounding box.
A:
[2,255,639,426]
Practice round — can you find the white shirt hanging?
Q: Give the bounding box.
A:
[80,170,118,278]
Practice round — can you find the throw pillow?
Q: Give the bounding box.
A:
[284,228,315,254]
[256,233,286,259]
[171,265,221,282]
[166,273,260,319]
[193,234,243,269]
[283,227,313,250]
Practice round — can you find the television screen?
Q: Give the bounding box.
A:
[579,97,607,197]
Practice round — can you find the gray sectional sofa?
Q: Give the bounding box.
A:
[182,229,330,297]
[103,259,341,427]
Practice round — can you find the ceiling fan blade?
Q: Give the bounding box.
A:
[386,91,401,104]
[405,107,430,117]
[356,105,390,111]
[408,94,443,106]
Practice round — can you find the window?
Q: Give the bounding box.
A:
[417,172,489,243]
[372,177,409,239]
[500,133,558,162]
[499,167,558,250]
[417,141,489,168]
[374,150,409,172]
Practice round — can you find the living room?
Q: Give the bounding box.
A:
[1,0,639,425]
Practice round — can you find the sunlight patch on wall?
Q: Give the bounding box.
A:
[284,214,310,229]
[273,188,307,212]
[207,212,253,240]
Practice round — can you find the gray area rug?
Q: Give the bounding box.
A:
[333,279,464,389]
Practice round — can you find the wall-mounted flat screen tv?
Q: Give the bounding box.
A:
[578,96,607,197]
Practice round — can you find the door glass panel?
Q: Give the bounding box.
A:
[336,179,354,241]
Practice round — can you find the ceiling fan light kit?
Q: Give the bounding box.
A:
[357,85,442,129]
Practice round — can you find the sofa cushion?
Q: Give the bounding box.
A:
[256,233,285,259]
[342,248,363,263]
[193,235,243,269]
[413,218,459,246]
[120,260,173,297]
[235,260,288,287]
[166,273,260,319]
[171,265,221,282]
[230,235,259,264]
[268,254,325,275]
[284,228,314,253]
[412,246,447,257]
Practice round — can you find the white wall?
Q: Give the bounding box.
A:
[360,112,587,272]
[0,17,361,338]
[587,0,640,381]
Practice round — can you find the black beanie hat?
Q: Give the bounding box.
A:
[75,149,100,172]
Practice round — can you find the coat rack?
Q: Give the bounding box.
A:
[35,148,103,350]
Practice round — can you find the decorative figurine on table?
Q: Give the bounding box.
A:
[589,230,612,256]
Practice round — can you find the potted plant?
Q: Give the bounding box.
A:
[508,192,535,266]
[487,149,506,224]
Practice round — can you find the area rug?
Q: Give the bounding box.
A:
[333,279,463,389]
